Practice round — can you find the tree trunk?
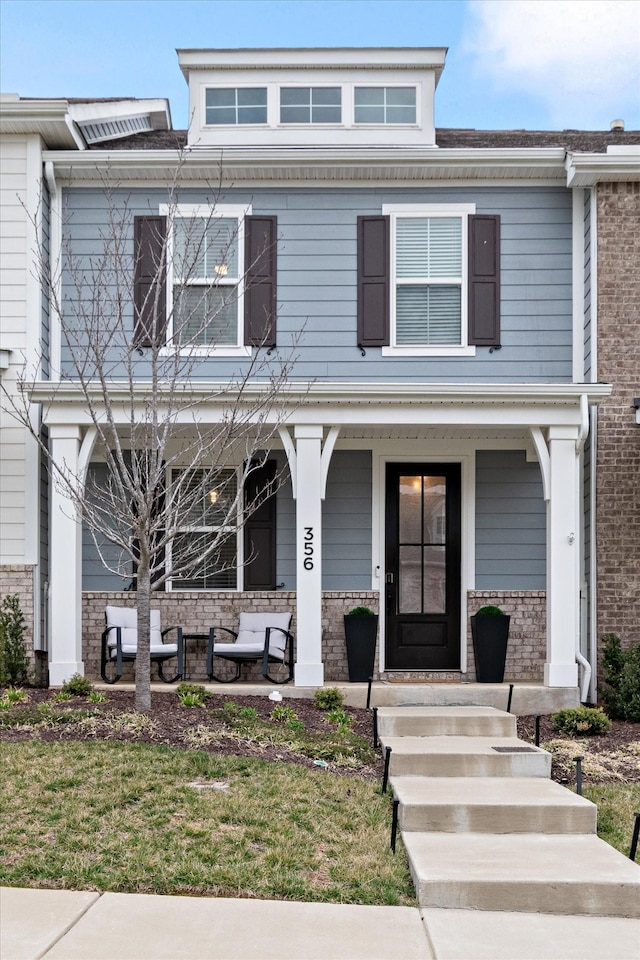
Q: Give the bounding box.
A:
[135,556,152,712]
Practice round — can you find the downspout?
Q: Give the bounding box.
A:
[575,394,591,701]
[588,187,599,703]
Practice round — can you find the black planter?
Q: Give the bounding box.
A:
[344,614,378,682]
[471,615,510,683]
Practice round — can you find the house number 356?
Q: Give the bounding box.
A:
[303,527,314,570]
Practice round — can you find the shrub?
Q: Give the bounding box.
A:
[61,673,94,697]
[326,708,354,731]
[270,704,298,724]
[2,687,29,705]
[178,692,205,708]
[177,682,211,700]
[88,691,107,704]
[0,595,30,687]
[601,634,640,722]
[552,706,611,736]
[313,687,344,711]
[347,606,376,617]
[475,605,505,617]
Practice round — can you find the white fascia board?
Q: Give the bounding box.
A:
[178,46,447,77]
[43,146,567,183]
[68,98,171,131]
[0,99,80,148]
[566,151,640,186]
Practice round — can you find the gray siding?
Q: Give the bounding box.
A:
[62,186,573,384]
[475,450,546,589]
[82,463,133,590]
[583,190,592,381]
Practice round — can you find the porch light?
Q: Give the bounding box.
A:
[214,263,228,277]
[208,489,219,505]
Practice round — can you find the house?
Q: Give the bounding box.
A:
[1,48,638,699]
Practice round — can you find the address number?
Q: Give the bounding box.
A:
[303,526,314,570]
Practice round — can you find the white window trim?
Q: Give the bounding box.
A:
[352,83,420,127]
[160,202,252,357]
[202,85,269,128]
[166,464,245,592]
[382,203,476,358]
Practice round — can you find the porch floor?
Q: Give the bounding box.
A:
[92,681,580,715]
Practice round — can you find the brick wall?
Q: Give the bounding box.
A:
[0,564,42,681]
[596,182,640,663]
[82,589,544,683]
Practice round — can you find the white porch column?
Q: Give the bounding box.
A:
[293,425,324,686]
[545,426,580,687]
[48,425,84,685]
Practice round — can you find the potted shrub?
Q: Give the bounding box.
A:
[344,606,378,682]
[471,605,510,683]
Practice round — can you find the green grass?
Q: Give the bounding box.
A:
[584,783,640,857]
[0,741,416,905]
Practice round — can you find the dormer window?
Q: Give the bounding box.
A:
[354,87,416,124]
[280,87,342,124]
[205,87,267,125]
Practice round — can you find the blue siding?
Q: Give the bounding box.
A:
[41,182,50,380]
[62,186,573,384]
[82,463,133,590]
[475,450,546,589]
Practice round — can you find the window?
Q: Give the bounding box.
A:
[205,87,267,125]
[169,468,238,589]
[394,215,463,345]
[165,205,247,350]
[280,87,341,124]
[354,87,416,124]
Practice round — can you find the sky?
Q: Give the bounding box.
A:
[1,0,639,131]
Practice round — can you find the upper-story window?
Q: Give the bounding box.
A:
[394,214,463,346]
[205,87,267,125]
[354,87,416,124]
[280,87,342,124]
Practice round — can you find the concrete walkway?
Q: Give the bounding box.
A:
[3,886,640,960]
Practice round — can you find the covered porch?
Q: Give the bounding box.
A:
[34,381,610,696]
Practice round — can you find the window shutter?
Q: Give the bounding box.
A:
[468,214,500,346]
[244,216,277,347]
[357,215,390,346]
[134,216,167,348]
[243,460,277,590]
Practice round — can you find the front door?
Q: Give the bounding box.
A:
[385,463,461,670]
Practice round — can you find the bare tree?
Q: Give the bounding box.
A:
[4,169,297,710]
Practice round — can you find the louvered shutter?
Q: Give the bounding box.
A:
[243,460,277,590]
[357,215,390,346]
[133,216,167,348]
[468,215,501,346]
[244,216,277,347]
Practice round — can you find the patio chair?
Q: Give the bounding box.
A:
[206,612,294,684]
[101,605,184,684]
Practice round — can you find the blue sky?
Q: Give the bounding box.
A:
[1,0,639,131]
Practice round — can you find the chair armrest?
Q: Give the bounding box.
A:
[161,625,183,642]
[215,627,238,642]
[102,624,122,646]
[206,626,238,677]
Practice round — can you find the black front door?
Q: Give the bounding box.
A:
[385,463,461,670]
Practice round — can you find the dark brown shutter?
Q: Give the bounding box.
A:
[243,460,277,590]
[133,216,167,348]
[357,215,390,346]
[468,214,500,346]
[244,216,277,348]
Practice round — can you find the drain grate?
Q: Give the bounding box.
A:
[492,746,538,753]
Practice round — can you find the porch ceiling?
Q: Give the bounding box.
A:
[339,426,531,440]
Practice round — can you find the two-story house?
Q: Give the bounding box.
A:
[1,48,638,699]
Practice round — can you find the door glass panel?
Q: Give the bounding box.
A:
[399,546,422,613]
[423,545,446,613]
[399,475,422,542]
[423,476,446,544]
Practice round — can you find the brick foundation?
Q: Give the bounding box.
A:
[0,565,44,682]
[596,182,640,669]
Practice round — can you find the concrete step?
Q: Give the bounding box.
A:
[376,706,517,738]
[380,736,551,778]
[422,908,640,960]
[403,832,640,918]
[367,683,579,715]
[391,776,597,834]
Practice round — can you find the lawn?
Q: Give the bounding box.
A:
[0,740,416,905]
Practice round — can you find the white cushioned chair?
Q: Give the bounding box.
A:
[101,605,184,684]
[206,612,293,683]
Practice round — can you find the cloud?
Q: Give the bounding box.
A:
[464,0,640,128]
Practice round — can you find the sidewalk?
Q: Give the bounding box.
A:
[3,887,639,960]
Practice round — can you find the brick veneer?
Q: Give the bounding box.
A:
[596,182,640,664]
[0,565,40,680]
[82,590,545,683]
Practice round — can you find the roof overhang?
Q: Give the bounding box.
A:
[42,146,568,184]
[31,381,612,429]
[0,97,82,148]
[566,147,640,186]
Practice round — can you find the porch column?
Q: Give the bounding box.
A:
[545,426,580,687]
[48,425,83,685]
[293,425,324,686]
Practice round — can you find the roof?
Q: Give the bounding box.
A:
[90,127,640,152]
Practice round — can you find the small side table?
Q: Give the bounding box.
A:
[182,632,209,680]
